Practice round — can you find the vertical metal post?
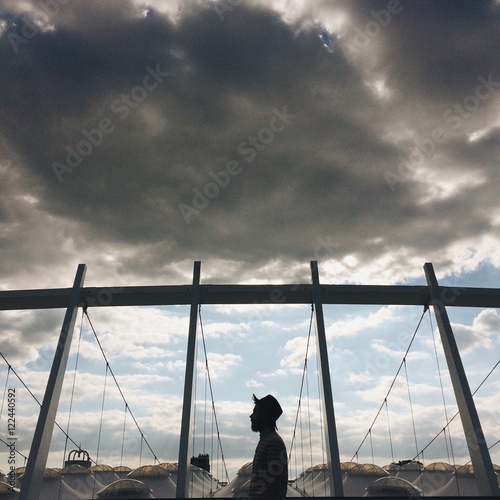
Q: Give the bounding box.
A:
[424,263,499,496]
[176,261,201,498]
[310,261,344,497]
[19,264,86,500]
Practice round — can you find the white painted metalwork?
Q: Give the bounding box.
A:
[424,262,499,497]
[0,261,496,498]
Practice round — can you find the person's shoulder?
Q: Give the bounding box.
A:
[266,431,286,445]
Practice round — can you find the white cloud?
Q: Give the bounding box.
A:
[326,306,400,338]
[197,352,243,379]
[255,369,287,378]
[246,379,264,388]
[452,309,500,354]
[200,321,250,338]
[417,164,487,204]
[280,336,315,374]
[371,339,429,362]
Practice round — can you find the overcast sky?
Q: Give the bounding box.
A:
[0,0,499,483]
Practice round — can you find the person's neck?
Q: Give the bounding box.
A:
[259,426,275,436]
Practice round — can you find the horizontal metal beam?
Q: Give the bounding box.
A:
[1,284,499,310]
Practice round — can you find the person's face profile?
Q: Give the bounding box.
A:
[250,404,263,432]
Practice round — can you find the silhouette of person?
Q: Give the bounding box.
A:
[249,394,288,499]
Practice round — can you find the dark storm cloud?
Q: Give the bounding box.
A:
[0,0,498,285]
[341,0,500,104]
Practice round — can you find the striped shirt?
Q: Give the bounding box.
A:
[249,430,288,499]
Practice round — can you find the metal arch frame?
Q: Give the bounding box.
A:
[311,261,344,497]
[18,264,87,500]
[424,263,499,496]
[176,261,201,499]
[0,261,499,498]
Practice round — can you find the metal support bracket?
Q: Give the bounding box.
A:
[176,261,201,498]
[310,261,344,497]
[424,262,499,496]
[19,264,86,500]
